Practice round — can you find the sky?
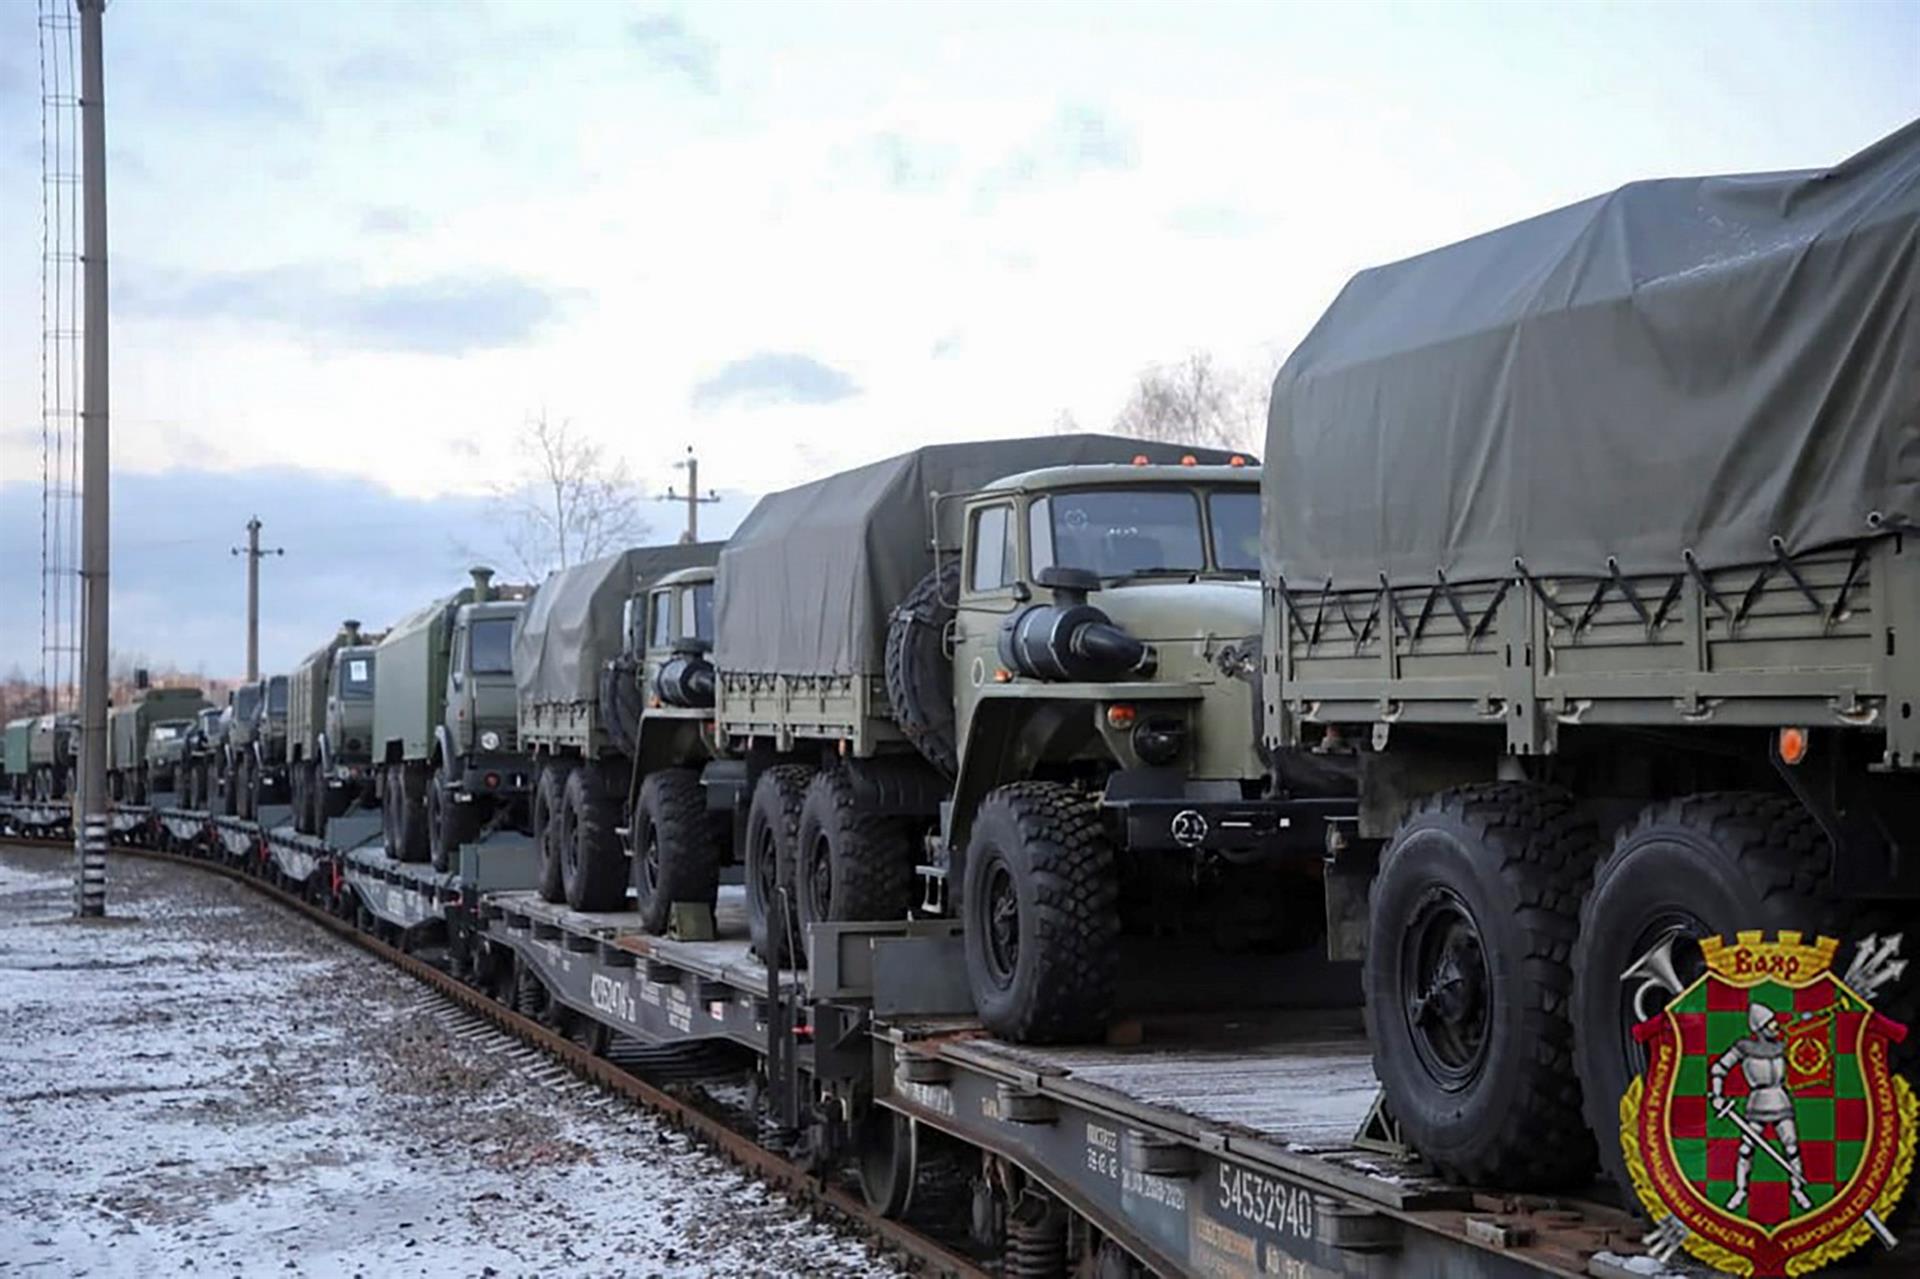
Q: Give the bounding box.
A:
[0,0,1915,676]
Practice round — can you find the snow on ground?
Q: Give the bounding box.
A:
[0,845,906,1278]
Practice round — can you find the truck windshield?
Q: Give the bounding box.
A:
[267,677,288,714]
[1032,488,1206,580]
[235,686,261,719]
[469,617,514,675]
[338,655,374,700]
[1208,491,1260,573]
[686,583,715,642]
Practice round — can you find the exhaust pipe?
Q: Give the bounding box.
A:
[469,566,494,604]
[342,618,362,644]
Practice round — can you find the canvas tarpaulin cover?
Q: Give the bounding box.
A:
[715,435,1243,676]
[1263,121,1920,591]
[514,542,723,705]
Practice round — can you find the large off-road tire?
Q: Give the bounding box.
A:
[134,767,149,806]
[394,763,430,863]
[1573,792,1834,1202]
[291,763,313,834]
[1364,782,1598,1189]
[796,766,916,931]
[428,766,482,874]
[631,767,721,934]
[961,781,1120,1044]
[533,762,572,902]
[560,762,626,912]
[221,759,238,816]
[381,764,401,858]
[884,560,961,778]
[745,765,813,964]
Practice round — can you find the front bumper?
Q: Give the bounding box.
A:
[1105,794,1352,859]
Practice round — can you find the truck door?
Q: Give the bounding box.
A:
[953,500,1024,752]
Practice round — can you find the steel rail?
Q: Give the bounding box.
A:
[0,830,989,1279]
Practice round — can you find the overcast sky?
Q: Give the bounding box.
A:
[0,0,1915,675]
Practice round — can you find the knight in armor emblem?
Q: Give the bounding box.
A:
[1709,1001,1812,1212]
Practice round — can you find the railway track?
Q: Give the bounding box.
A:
[0,825,990,1279]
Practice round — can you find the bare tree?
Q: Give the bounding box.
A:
[491,413,651,578]
[1112,352,1263,452]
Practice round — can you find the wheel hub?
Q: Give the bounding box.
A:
[1403,887,1491,1090]
[983,861,1020,986]
[807,835,833,919]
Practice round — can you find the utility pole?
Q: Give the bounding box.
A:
[662,447,720,544]
[231,517,283,682]
[73,0,108,917]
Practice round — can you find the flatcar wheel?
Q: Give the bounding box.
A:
[855,1107,917,1219]
[580,1019,613,1057]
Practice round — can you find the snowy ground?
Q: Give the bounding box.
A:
[0,844,907,1278]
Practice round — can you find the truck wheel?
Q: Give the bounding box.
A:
[533,762,574,903]
[392,764,430,862]
[291,764,311,834]
[797,766,915,929]
[1364,783,1597,1189]
[560,763,626,912]
[884,560,961,777]
[429,767,482,874]
[1573,792,1833,1201]
[135,767,149,806]
[745,765,813,964]
[961,781,1119,1044]
[247,753,265,821]
[631,767,720,933]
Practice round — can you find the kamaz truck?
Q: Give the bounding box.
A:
[224,675,289,819]
[107,684,210,803]
[514,543,722,909]
[181,706,222,809]
[374,568,531,867]
[1259,124,1920,1197]
[288,621,382,837]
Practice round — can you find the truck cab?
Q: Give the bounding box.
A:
[327,645,377,768]
[443,597,523,794]
[632,565,718,728]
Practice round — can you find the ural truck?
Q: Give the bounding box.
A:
[1260,124,1920,1197]
[288,620,382,837]
[3,717,31,799]
[513,543,722,908]
[619,435,1344,1046]
[374,568,531,866]
[107,684,210,803]
[219,676,288,819]
[181,706,222,809]
[28,711,75,800]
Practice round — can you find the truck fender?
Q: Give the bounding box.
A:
[317,733,334,777]
[432,725,458,778]
[944,695,1094,903]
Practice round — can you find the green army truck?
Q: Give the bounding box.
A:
[28,711,76,801]
[229,674,289,819]
[643,435,1346,1044]
[4,716,32,799]
[374,568,531,866]
[107,684,210,803]
[181,706,222,809]
[513,543,722,909]
[1260,126,1920,1196]
[287,621,382,837]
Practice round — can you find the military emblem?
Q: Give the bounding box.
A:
[1619,930,1915,1277]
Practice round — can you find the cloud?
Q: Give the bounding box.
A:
[629,13,716,91]
[870,132,954,192]
[359,205,421,235]
[119,264,561,356]
[984,104,1140,197]
[691,353,859,410]
[1167,204,1270,239]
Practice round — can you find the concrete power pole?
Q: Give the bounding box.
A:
[663,447,720,544]
[73,0,108,917]
[231,517,283,682]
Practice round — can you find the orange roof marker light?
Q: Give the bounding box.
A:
[1131,454,1150,466]
[1777,726,1810,766]
[1105,704,1138,730]
[1229,454,1248,467]
[1180,454,1198,466]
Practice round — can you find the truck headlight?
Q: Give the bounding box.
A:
[480,730,501,751]
[1132,718,1185,766]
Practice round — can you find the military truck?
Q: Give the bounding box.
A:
[374,568,531,866]
[144,718,195,797]
[514,543,723,906]
[1259,125,1920,1196]
[219,676,288,819]
[181,706,222,809]
[27,712,75,800]
[107,685,210,803]
[3,716,31,799]
[287,621,382,837]
[598,436,1341,1046]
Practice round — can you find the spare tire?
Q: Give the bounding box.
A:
[885,559,961,777]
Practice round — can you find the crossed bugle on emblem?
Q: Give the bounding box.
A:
[1615,930,1914,1277]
